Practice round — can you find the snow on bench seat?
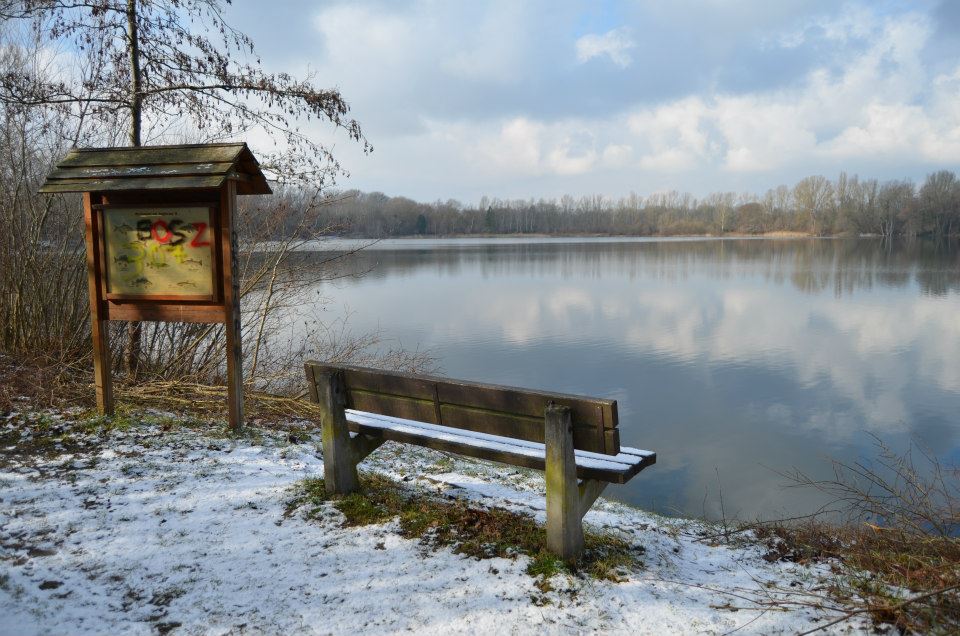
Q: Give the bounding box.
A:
[345,409,656,484]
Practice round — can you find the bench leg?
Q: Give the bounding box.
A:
[545,403,584,561]
[316,370,360,495]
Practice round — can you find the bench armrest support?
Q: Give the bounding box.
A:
[578,479,608,519]
[316,370,361,495]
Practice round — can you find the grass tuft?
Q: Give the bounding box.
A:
[286,473,642,584]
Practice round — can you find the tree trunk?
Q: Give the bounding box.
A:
[125,0,142,377]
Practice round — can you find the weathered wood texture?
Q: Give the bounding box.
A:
[342,410,651,484]
[38,143,270,195]
[315,370,360,494]
[38,143,271,430]
[303,363,657,561]
[305,362,620,455]
[83,192,114,415]
[106,302,226,324]
[578,480,608,519]
[545,404,583,559]
[52,162,235,179]
[221,182,244,431]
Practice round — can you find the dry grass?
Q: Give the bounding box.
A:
[753,522,960,634]
[284,473,643,587]
[0,355,322,427]
[753,438,960,634]
[0,354,95,413]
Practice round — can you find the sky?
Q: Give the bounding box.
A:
[226,0,960,204]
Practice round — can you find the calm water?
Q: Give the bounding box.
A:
[295,238,960,521]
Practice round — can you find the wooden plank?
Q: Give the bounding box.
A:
[100,191,220,206]
[220,182,244,431]
[39,175,226,193]
[348,390,439,424]
[306,363,616,425]
[439,404,541,440]
[303,361,620,454]
[107,293,218,303]
[350,410,644,469]
[107,302,225,324]
[345,416,636,484]
[578,480,607,519]
[620,446,656,459]
[545,404,584,560]
[48,162,235,180]
[57,144,244,168]
[316,370,360,494]
[84,193,114,415]
[604,428,621,456]
[306,363,437,401]
[438,404,606,453]
[602,401,618,431]
[437,381,613,425]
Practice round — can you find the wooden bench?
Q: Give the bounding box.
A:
[304,361,656,560]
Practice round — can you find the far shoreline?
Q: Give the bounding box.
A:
[326,230,845,241]
[387,230,817,239]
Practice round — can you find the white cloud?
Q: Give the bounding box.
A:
[619,10,960,175]
[448,117,606,178]
[281,2,960,200]
[601,144,633,168]
[436,12,958,184]
[575,27,636,68]
[627,97,713,171]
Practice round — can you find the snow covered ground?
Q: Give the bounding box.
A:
[0,410,865,635]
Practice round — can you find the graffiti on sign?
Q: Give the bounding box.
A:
[104,207,215,297]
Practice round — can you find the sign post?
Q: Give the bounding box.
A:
[40,143,271,430]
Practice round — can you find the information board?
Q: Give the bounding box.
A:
[103,206,217,299]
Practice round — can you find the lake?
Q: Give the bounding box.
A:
[293,237,960,522]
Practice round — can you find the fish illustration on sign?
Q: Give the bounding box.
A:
[126,276,153,288]
[105,207,214,296]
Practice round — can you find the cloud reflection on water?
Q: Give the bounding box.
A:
[298,238,960,520]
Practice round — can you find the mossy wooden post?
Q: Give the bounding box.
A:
[317,370,360,495]
[545,402,584,560]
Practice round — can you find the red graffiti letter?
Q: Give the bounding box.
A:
[190,222,211,248]
[151,219,171,244]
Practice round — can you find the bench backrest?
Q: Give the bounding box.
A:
[305,362,621,456]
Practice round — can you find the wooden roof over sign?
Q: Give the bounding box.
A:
[38,142,272,195]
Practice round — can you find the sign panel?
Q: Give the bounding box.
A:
[103,206,217,299]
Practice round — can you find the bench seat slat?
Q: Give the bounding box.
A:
[348,410,647,467]
[345,410,656,485]
[618,446,657,460]
[349,410,653,467]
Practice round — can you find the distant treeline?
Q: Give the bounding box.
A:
[315,171,960,238]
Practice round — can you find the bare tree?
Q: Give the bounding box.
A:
[0,33,88,360]
[918,170,960,238]
[793,175,835,236]
[1,0,370,376]
[875,180,914,238]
